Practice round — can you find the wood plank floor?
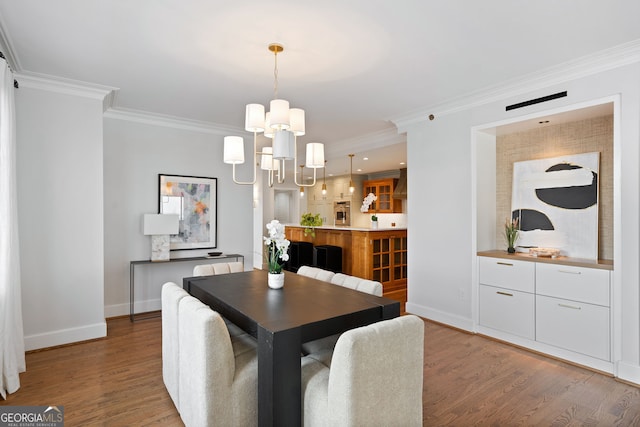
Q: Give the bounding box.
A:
[2,316,639,426]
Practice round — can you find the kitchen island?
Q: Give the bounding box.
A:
[285,225,407,311]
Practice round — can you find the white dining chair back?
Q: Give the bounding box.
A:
[192,261,244,276]
[178,295,258,427]
[330,273,383,296]
[301,315,424,427]
[297,265,335,282]
[161,282,190,412]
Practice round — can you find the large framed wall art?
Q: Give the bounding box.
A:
[158,174,217,250]
[511,152,599,259]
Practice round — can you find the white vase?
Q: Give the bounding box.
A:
[371,220,379,229]
[268,272,285,289]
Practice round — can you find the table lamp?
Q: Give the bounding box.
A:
[143,214,179,261]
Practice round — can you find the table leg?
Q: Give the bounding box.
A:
[258,326,302,427]
[130,263,135,322]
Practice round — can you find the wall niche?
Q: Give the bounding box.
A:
[494,114,613,260]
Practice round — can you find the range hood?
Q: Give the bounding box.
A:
[393,168,407,199]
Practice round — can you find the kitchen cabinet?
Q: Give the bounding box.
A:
[284,226,407,311]
[363,179,402,213]
[352,230,407,310]
[477,251,613,370]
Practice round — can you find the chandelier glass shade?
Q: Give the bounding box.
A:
[223,43,324,187]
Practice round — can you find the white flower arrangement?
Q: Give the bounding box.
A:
[263,219,290,273]
[360,192,378,221]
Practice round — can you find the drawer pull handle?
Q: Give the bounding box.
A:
[496,291,513,297]
[558,303,581,310]
[558,270,581,275]
[496,262,513,266]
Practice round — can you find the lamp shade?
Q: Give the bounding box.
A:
[223,136,245,164]
[305,142,325,168]
[263,113,274,138]
[269,99,290,129]
[260,146,280,171]
[143,214,179,235]
[289,108,305,136]
[245,104,265,132]
[273,130,295,160]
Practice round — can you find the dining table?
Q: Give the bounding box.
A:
[183,269,400,427]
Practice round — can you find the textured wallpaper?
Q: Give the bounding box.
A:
[495,115,613,260]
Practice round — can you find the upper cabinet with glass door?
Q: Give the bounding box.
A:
[363,179,402,213]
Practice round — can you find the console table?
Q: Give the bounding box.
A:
[129,254,244,321]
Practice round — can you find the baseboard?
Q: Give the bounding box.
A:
[405,302,474,332]
[24,322,107,351]
[617,361,640,386]
[105,298,161,318]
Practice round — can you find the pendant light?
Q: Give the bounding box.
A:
[348,154,355,194]
[321,160,327,198]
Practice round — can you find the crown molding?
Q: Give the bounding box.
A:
[15,71,116,101]
[391,39,640,131]
[104,107,244,136]
[0,15,20,71]
[326,127,405,158]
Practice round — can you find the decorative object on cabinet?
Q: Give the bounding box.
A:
[159,174,217,251]
[504,217,519,253]
[363,179,402,213]
[222,43,325,187]
[511,152,599,259]
[143,213,179,261]
[263,220,290,288]
[300,213,322,238]
[361,192,379,227]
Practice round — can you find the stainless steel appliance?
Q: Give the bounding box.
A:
[333,201,351,226]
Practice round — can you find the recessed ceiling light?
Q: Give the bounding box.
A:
[357,168,363,172]
[363,157,369,161]
[400,162,406,165]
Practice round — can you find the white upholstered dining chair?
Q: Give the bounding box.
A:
[192,261,245,337]
[301,273,384,355]
[192,261,244,276]
[296,265,336,282]
[178,294,259,427]
[301,315,424,427]
[161,281,190,412]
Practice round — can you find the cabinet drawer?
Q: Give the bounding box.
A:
[536,263,609,306]
[479,256,535,293]
[479,285,534,339]
[536,295,610,361]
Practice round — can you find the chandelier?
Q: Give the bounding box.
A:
[223,43,325,187]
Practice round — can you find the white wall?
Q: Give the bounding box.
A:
[16,84,107,350]
[403,62,640,384]
[103,117,254,317]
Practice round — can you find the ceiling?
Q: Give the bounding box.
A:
[0,1,639,176]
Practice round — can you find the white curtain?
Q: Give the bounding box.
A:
[0,57,25,399]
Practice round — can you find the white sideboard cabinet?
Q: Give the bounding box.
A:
[477,250,613,371]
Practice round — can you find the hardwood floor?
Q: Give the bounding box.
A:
[2,316,639,426]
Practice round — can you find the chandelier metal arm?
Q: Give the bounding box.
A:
[230,132,258,185]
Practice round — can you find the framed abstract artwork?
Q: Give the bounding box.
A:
[511,152,599,259]
[158,174,217,250]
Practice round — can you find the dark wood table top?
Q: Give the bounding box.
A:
[185,269,399,342]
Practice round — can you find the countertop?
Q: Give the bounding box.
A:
[285,224,407,232]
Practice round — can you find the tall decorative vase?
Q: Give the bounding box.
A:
[371,220,379,229]
[268,272,285,289]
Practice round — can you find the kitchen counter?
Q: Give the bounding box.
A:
[284,224,407,232]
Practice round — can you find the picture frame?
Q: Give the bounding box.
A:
[158,174,217,250]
